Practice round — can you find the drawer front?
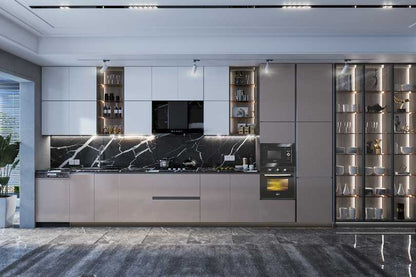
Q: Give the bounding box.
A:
[151,199,200,222]
[151,174,200,197]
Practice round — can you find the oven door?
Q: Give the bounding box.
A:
[260,174,295,200]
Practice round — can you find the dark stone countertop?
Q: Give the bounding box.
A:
[35,168,259,178]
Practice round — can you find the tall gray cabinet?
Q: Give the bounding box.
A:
[296,64,333,225]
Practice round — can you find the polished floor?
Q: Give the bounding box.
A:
[0,226,414,277]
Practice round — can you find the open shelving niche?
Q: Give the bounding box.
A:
[229,67,258,135]
[96,67,124,135]
[335,63,416,223]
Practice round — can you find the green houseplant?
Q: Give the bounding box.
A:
[0,134,19,227]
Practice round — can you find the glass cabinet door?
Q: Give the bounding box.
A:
[335,64,364,222]
[393,64,416,221]
[363,64,393,221]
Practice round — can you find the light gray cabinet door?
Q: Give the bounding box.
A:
[119,174,153,222]
[259,64,295,122]
[230,174,260,222]
[297,122,332,177]
[70,174,94,222]
[42,101,69,135]
[69,101,96,135]
[36,178,70,222]
[260,122,295,143]
[204,67,229,101]
[125,67,152,100]
[124,101,152,135]
[297,64,333,122]
[42,67,70,100]
[69,67,97,101]
[94,174,119,222]
[201,174,230,222]
[259,200,296,222]
[204,101,229,135]
[297,177,332,225]
[152,67,178,100]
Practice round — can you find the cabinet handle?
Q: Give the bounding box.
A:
[152,196,200,200]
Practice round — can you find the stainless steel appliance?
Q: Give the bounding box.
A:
[260,143,296,200]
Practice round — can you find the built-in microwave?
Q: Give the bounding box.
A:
[260,143,295,171]
[152,101,203,134]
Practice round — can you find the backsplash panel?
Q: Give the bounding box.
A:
[51,134,256,169]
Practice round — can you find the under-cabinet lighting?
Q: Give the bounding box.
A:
[282,5,311,9]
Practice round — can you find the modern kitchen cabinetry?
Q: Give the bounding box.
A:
[69,174,94,222]
[230,174,260,222]
[94,174,119,222]
[259,200,296,222]
[297,122,332,177]
[119,175,153,222]
[42,67,97,135]
[69,67,96,101]
[151,67,203,100]
[124,67,152,100]
[297,177,332,224]
[204,67,229,101]
[259,64,295,122]
[259,122,295,143]
[36,178,70,222]
[42,67,70,100]
[69,101,96,135]
[42,101,69,135]
[124,101,152,135]
[296,64,333,122]
[201,174,231,222]
[204,101,229,135]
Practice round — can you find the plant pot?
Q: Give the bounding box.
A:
[0,195,17,228]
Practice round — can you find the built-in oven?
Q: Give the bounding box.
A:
[260,143,296,200]
[260,173,295,200]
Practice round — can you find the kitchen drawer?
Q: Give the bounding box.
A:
[151,199,200,222]
[259,200,296,222]
[151,174,200,197]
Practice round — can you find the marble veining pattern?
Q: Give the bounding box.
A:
[51,135,256,170]
[0,227,415,276]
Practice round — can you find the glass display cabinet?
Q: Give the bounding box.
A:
[229,67,258,135]
[335,64,416,223]
[96,67,124,135]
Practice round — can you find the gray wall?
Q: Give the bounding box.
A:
[0,49,49,227]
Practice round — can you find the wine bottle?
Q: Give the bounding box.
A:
[114,104,118,118]
[118,105,122,118]
[103,105,107,117]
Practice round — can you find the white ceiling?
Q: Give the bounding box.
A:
[1,0,416,66]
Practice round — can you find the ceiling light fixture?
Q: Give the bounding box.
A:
[382,5,393,9]
[341,59,351,75]
[282,5,311,9]
[192,59,200,74]
[265,59,273,74]
[59,6,70,10]
[129,5,158,10]
[99,59,110,73]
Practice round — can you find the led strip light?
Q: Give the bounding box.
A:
[30,4,415,9]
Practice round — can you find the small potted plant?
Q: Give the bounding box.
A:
[0,134,19,228]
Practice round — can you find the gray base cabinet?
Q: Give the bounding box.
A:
[230,175,260,222]
[201,174,231,222]
[259,201,296,223]
[36,179,70,222]
[297,178,332,224]
[119,175,153,222]
[94,174,119,222]
[70,174,94,222]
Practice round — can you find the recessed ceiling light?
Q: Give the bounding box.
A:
[282,5,311,9]
[382,5,393,9]
[59,6,70,10]
[129,5,158,10]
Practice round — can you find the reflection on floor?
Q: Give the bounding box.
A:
[0,227,414,276]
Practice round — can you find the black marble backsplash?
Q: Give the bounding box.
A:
[51,134,256,169]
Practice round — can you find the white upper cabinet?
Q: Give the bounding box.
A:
[178,67,203,100]
[42,67,70,100]
[204,101,229,135]
[69,67,97,101]
[152,67,178,100]
[42,101,69,135]
[124,101,152,135]
[69,101,96,135]
[204,67,229,101]
[125,67,152,100]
